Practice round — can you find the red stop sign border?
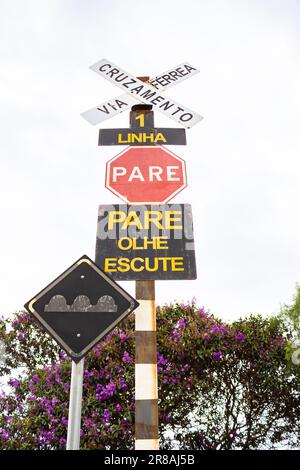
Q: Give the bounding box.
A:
[105,145,187,204]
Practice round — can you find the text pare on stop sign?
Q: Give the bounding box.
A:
[105,146,187,204]
[112,165,181,182]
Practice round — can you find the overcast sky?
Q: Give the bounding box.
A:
[1,0,300,321]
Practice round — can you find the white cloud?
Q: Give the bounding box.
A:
[0,0,299,320]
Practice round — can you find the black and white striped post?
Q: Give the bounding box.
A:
[128,94,159,450]
[135,280,158,450]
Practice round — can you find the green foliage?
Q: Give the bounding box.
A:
[280,284,300,337]
[0,301,299,450]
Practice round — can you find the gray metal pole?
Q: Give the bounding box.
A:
[66,358,84,450]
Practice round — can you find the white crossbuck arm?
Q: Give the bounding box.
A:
[81,59,203,128]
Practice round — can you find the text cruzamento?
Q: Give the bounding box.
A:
[92,60,198,124]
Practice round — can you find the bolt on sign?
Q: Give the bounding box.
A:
[99,109,186,146]
[106,146,187,204]
[24,255,139,362]
[81,59,203,128]
[95,204,196,281]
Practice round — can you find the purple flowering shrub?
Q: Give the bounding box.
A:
[0,302,299,449]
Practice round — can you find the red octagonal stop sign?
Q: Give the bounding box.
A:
[105,146,187,204]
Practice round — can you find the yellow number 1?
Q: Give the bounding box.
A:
[135,114,145,127]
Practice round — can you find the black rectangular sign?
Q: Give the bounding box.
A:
[95,204,196,281]
[98,109,186,146]
[98,127,186,146]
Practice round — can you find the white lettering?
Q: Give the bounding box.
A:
[128,167,144,182]
[167,166,180,181]
[149,166,163,181]
[112,167,126,182]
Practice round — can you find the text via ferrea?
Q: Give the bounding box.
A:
[95,204,197,281]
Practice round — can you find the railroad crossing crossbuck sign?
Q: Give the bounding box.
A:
[24,255,139,362]
[81,59,203,128]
